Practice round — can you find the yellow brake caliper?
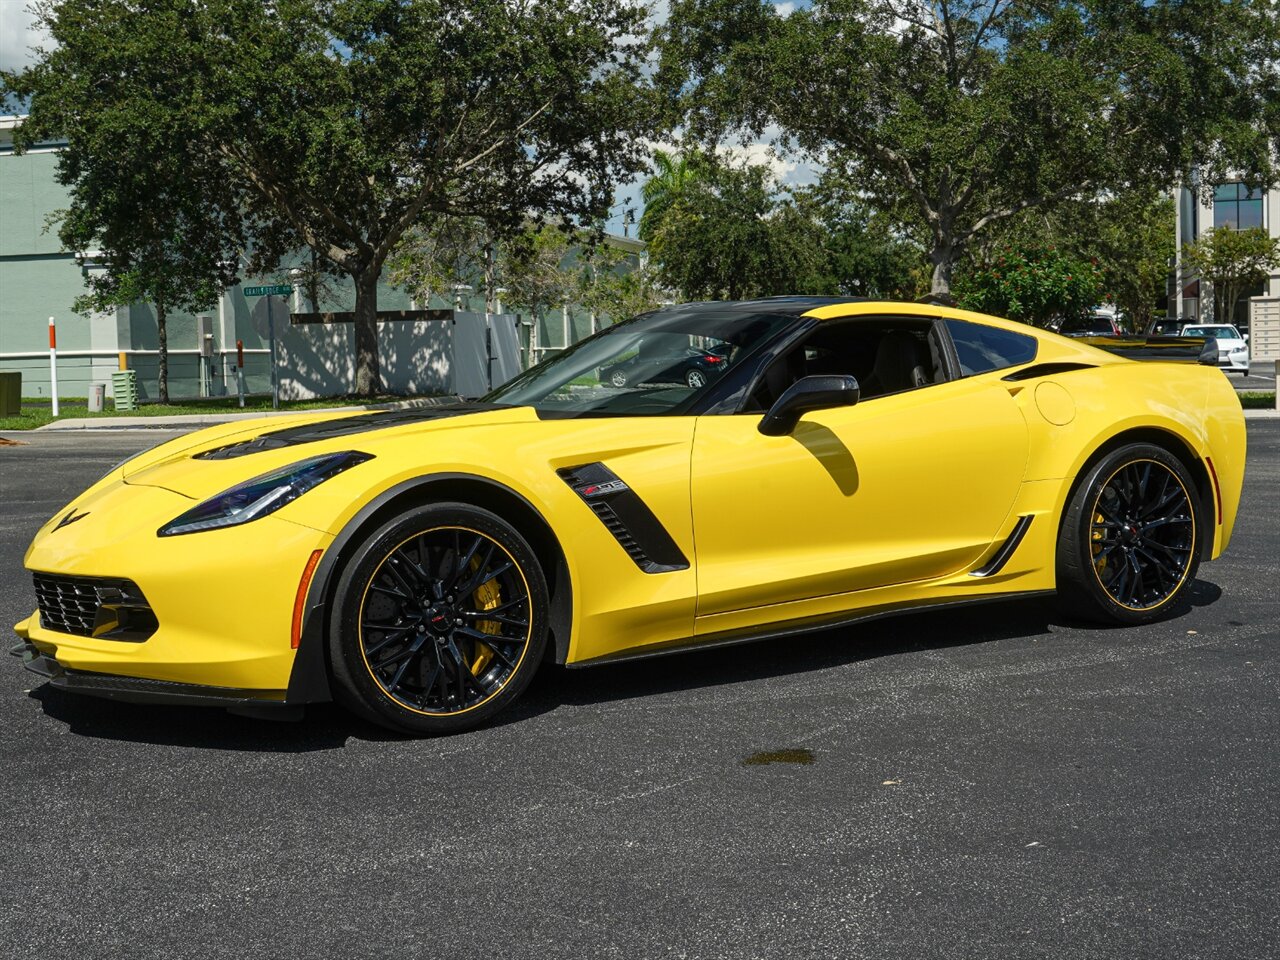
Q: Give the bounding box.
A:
[1091,510,1108,576]
[467,557,502,675]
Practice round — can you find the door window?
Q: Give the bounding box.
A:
[746,318,949,411]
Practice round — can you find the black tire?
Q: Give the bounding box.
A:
[686,369,707,389]
[329,502,549,735]
[1056,443,1203,625]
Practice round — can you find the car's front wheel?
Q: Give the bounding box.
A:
[1056,443,1203,624]
[329,503,549,735]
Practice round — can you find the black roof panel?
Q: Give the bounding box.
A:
[670,296,867,317]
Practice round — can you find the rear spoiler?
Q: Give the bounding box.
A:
[1078,335,1213,364]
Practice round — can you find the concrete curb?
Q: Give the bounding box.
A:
[1244,408,1280,419]
[33,395,461,431]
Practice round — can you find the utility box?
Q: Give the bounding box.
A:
[0,371,19,417]
[112,370,138,411]
[88,383,106,413]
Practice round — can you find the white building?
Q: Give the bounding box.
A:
[1174,178,1280,364]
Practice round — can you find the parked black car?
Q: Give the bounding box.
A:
[600,340,732,389]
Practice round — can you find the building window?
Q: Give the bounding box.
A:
[1213,182,1264,230]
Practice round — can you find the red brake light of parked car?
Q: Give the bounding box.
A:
[704,355,724,363]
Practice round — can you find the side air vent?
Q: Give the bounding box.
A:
[558,464,690,574]
[970,515,1033,578]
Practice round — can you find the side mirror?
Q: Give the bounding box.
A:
[1197,337,1219,366]
[758,375,860,436]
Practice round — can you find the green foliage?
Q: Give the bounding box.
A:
[959,190,1175,332]
[647,157,828,300]
[575,244,667,324]
[4,0,245,401]
[1082,192,1175,334]
[498,227,578,324]
[638,150,706,243]
[6,0,653,394]
[955,244,1103,327]
[659,0,1280,295]
[641,153,922,301]
[387,217,492,308]
[1182,227,1280,326]
[793,177,925,299]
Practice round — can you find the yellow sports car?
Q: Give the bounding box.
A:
[11,299,1246,734]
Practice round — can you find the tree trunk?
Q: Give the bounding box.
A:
[484,240,496,315]
[353,269,381,396]
[156,295,169,404]
[929,239,955,300]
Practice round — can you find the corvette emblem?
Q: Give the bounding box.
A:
[578,479,628,498]
[53,509,89,531]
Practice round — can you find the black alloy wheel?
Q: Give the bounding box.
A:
[1057,443,1202,624]
[329,503,549,734]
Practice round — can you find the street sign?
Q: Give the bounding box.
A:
[242,284,293,297]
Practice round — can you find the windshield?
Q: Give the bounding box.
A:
[1059,314,1115,335]
[1183,326,1241,339]
[485,307,797,416]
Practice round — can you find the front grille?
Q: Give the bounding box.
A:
[32,573,157,642]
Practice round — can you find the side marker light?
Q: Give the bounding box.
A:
[291,550,324,649]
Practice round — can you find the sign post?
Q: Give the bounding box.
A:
[48,317,59,418]
[242,285,293,410]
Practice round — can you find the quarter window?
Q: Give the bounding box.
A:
[946,319,1037,376]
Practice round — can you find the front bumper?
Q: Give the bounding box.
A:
[19,476,333,694]
[1215,353,1249,372]
[10,639,291,713]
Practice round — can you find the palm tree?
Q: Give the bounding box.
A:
[639,149,703,243]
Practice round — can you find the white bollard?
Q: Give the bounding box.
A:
[48,317,59,418]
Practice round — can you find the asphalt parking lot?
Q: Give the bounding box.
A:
[1,424,1277,960]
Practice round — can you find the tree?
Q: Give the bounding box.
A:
[955,244,1103,327]
[1083,192,1175,334]
[5,0,242,403]
[576,242,668,325]
[6,0,652,395]
[659,0,1280,297]
[794,178,925,299]
[1182,227,1280,327]
[499,226,578,352]
[387,217,492,309]
[956,190,1175,332]
[638,150,706,242]
[647,157,828,300]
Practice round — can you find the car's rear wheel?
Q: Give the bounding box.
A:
[329,503,549,735]
[610,370,628,387]
[686,369,707,388]
[1056,443,1202,624]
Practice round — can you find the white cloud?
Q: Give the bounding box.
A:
[0,0,48,76]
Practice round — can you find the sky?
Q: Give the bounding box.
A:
[0,0,42,76]
[0,0,819,235]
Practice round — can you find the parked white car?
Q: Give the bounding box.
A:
[1181,323,1250,374]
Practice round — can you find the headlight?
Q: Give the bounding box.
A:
[158,451,372,537]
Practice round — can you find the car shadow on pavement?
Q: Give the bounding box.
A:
[517,579,1225,712]
[26,686,396,752]
[24,579,1224,748]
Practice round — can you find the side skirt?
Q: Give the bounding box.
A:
[566,589,1056,669]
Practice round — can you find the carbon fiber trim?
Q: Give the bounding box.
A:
[558,464,690,574]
